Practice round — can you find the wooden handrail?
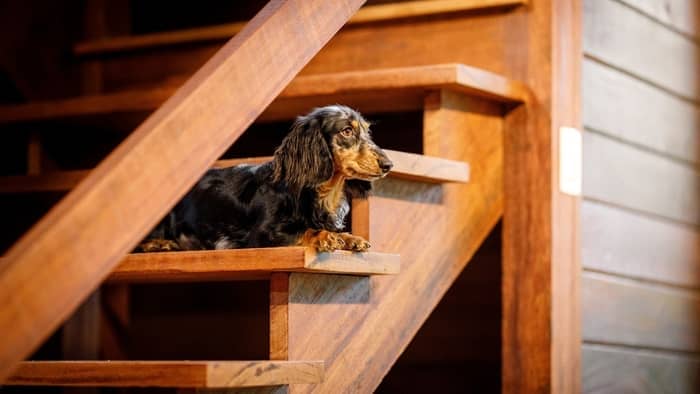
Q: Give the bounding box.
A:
[0,0,365,382]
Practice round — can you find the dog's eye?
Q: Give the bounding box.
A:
[340,127,353,137]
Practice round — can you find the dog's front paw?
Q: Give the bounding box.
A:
[317,232,346,252]
[339,233,371,252]
[137,239,181,253]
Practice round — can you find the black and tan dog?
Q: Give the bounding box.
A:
[139,105,393,253]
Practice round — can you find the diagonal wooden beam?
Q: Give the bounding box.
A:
[0,0,365,382]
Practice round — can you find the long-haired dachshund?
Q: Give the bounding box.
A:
[138,105,393,253]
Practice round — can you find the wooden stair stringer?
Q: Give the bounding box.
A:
[274,90,505,393]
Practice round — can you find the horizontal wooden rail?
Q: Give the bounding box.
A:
[0,0,365,382]
[74,0,527,55]
[0,64,528,125]
[0,150,469,193]
[6,360,324,387]
[108,247,400,283]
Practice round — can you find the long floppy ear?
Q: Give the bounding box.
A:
[273,115,334,192]
[344,179,372,199]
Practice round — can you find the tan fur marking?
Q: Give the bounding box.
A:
[351,120,359,129]
[316,173,347,213]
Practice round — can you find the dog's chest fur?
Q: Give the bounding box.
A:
[316,174,350,230]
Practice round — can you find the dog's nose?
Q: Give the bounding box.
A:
[379,159,393,174]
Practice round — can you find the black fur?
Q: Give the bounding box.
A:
[141,105,391,251]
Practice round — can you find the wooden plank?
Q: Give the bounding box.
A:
[277,91,504,393]
[74,0,527,55]
[0,64,527,125]
[583,344,700,393]
[583,58,700,165]
[583,0,700,101]
[107,248,399,283]
[582,272,700,352]
[6,360,324,387]
[0,150,469,193]
[583,131,700,226]
[0,170,87,193]
[618,0,700,39]
[582,200,700,288]
[0,0,365,382]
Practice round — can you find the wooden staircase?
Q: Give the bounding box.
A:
[0,0,583,392]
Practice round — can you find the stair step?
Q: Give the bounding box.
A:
[0,150,468,193]
[108,247,400,283]
[6,360,323,388]
[75,0,526,56]
[0,64,527,125]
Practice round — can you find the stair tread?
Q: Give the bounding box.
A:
[0,150,468,193]
[0,64,527,124]
[6,360,324,388]
[108,247,400,283]
[74,0,526,55]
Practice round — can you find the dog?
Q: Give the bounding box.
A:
[138,105,393,253]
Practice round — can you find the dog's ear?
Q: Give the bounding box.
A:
[344,179,372,199]
[273,115,334,192]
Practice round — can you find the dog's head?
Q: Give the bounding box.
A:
[273,105,393,196]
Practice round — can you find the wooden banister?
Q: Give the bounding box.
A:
[0,0,365,382]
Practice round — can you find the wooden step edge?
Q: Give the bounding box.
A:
[0,64,527,124]
[0,150,468,194]
[74,0,527,55]
[107,247,400,283]
[5,360,324,387]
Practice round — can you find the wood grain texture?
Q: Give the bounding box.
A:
[0,0,365,382]
[6,361,324,387]
[583,131,700,226]
[583,0,700,101]
[0,63,527,125]
[582,272,700,352]
[583,58,700,165]
[618,0,700,39]
[107,247,399,283]
[582,200,700,288]
[583,344,700,394]
[0,149,469,193]
[73,0,527,55]
[275,91,504,393]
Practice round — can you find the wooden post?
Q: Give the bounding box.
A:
[501,0,582,392]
